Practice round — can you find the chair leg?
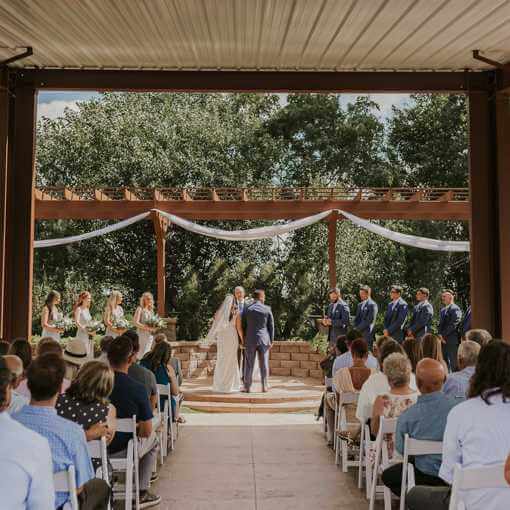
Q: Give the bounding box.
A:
[335,437,340,465]
[125,462,133,510]
[342,440,348,473]
[383,486,392,510]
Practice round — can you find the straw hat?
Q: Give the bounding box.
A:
[63,338,90,366]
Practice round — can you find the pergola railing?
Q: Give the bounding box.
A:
[34,186,470,317]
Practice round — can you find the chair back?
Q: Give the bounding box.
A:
[157,383,173,419]
[54,465,79,510]
[400,434,443,510]
[338,391,359,406]
[449,462,508,510]
[87,436,109,481]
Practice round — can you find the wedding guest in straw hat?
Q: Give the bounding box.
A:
[63,337,90,380]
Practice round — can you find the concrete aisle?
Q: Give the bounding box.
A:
[152,413,371,510]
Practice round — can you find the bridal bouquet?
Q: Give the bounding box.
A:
[145,314,165,329]
[112,317,130,330]
[53,316,74,332]
[86,320,104,334]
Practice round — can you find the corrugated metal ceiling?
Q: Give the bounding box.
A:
[0,0,509,71]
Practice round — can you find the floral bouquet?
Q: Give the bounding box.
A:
[86,320,105,334]
[145,314,166,329]
[53,316,74,332]
[112,317,130,330]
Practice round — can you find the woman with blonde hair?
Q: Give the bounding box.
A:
[133,292,157,359]
[41,290,64,341]
[103,290,126,338]
[56,360,117,448]
[73,291,94,357]
[421,333,448,373]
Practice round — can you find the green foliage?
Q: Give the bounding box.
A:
[34,92,470,340]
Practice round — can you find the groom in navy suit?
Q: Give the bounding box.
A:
[322,288,350,347]
[353,285,378,348]
[383,285,408,343]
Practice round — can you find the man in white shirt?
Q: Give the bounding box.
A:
[355,339,417,425]
[0,358,55,509]
[3,355,29,413]
[407,340,510,510]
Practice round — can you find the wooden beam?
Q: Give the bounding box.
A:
[34,199,471,221]
[152,211,169,317]
[16,69,491,93]
[64,188,80,201]
[328,214,337,289]
[94,189,111,201]
[438,190,454,201]
[408,190,423,201]
[468,91,499,335]
[0,69,9,336]
[3,84,36,340]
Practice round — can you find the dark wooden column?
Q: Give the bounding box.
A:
[0,69,9,337]
[327,213,337,289]
[152,211,169,317]
[3,83,37,340]
[495,91,510,338]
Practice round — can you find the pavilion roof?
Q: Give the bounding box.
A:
[1,0,509,72]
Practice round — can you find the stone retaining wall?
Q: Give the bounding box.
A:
[170,340,323,380]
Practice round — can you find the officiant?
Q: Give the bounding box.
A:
[322,288,350,347]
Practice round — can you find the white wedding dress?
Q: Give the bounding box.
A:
[208,295,241,393]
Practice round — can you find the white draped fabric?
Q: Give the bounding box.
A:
[34,208,469,252]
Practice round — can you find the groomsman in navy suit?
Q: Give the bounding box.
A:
[322,288,350,347]
[353,285,378,348]
[438,289,463,372]
[383,285,408,343]
[406,287,434,340]
[460,305,471,338]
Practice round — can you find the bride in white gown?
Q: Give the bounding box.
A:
[207,294,243,393]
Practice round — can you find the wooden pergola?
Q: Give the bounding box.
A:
[0,2,509,340]
[34,185,470,317]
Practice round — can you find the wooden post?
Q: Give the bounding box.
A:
[152,211,169,317]
[3,83,37,340]
[328,213,337,289]
[0,69,9,337]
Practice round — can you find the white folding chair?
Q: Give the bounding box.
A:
[369,416,398,510]
[154,387,166,465]
[87,436,109,481]
[157,383,175,452]
[399,435,443,510]
[54,465,79,510]
[334,391,360,472]
[357,420,368,490]
[323,377,331,438]
[110,415,139,510]
[449,462,508,510]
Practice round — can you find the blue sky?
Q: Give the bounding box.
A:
[37,91,411,120]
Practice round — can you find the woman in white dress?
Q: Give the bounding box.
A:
[41,290,64,341]
[103,291,126,338]
[73,291,94,358]
[207,294,243,393]
[133,292,157,359]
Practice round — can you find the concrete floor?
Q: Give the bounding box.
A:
[151,413,371,510]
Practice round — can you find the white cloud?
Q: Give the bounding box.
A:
[37,100,80,120]
[339,93,411,119]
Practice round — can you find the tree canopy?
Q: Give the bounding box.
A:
[34,92,469,339]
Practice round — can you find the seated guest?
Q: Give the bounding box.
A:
[421,334,448,374]
[0,340,10,355]
[325,339,376,445]
[2,355,29,413]
[36,336,61,356]
[97,335,114,363]
[57,361,116,444]
[381,358,456,497]
[153,333,183,386]
[0,358,55,509]
[8,338,33,398]
[407,340,510,510]
[12,353,110,509]
[141,340,184,424]
[108,336,161,508]
[332,328,378,376]
[62,337,90,381]
[371,353,419,437]
[506,453,510,485]
[372,334,391,361]
[442,340,480,400]
[402,337,423,373]
[464,328,492,347]
[356,340,418,425]
[123,330,158,408]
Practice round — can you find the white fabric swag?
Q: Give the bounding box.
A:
[34,208,469,252]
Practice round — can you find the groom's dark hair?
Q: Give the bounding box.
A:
[253,289,265,300]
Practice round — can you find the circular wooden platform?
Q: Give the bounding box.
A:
[182,376,323,413]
